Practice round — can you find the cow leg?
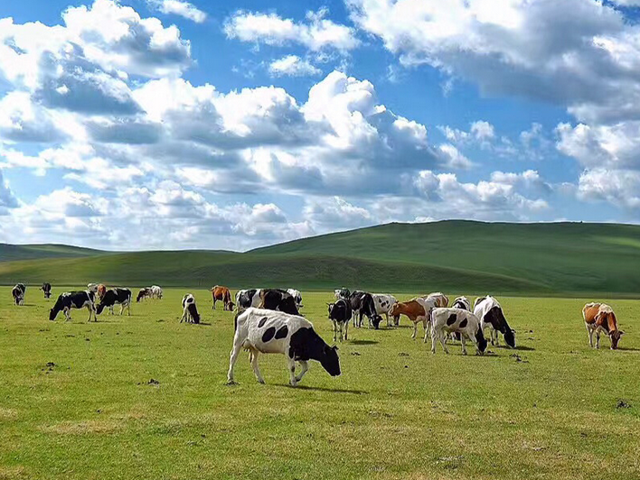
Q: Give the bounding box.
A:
[423,319,430,343]
[64,308,71,322]
[287,357,298,387]
[460,336,468,355]
[586,324,594,348]
[411,321,418,340]
[596,331,601,349]
[295,361,309,383]
[439,332,449,354]
[344,320,348,341]
[431,325,438,354]
[386,313,390,328]
[226,337,244,384]
[250,349,265,384]
[332,320,338,343]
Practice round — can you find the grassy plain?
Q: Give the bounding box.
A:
[0,287,639,480]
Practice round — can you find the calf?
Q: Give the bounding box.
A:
[259,289,300,315]
[41,282,52,299]
[430,308,487,355]
[372,294,398,327]
[136,287,153,302]
[236,289,262,312]
[287,289,303,309]
[474,296,515,348]
[227,308,340,386]
[328,299,352,342]
[50,291,96,322]
[583,302,624,350]
[12,283,26,306]
[390,300,428,340]
[181,294,200,324]
[97,288,132,316]
[211,285,233,311]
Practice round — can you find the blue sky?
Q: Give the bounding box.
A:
[0,0,639,250]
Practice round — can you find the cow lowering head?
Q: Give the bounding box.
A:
[320,344,341,376]
[503,328,516,348]
[371,314,383,329]
[97,284,107,300]
[475,326,488,354]
[279,296,300,316]
[49,296,65,321]
[136,289,147,302]
[595,308,623,349]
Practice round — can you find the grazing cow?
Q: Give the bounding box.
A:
[430,308,487,355]
[258,289,300,316]
[211,285,234,311]
[390,300,429,340]
[151,285,163,299]
[50,291,96,322]
[328,299,352,342]
[474,296,515,348]
[452,296,471,311]
[12,283,26,306]
[583,303,624,350]
[334,287,351,300]
[41,283,52,299]
[355,293,383,329]
[425,292,449,307]
[287,289,303,308]
[181,294,200,324]
[97,288,132,316]
[236,289,262,312]
[136,288,153,303]
[372,294,398,327]
[96,284,107,301]
[227,308,341,386]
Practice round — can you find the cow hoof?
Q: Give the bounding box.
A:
[226,380,237,386]
[257,379,265,384]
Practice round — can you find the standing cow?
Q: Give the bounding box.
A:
[41,283,52,299]
[583,302,624,350]
[430,308,487,355]
[258,289,300,315]
[97,288,132,316]
[227,308,340,386]
[136,288,153,302]
[236,289,262,312]
[50,291,96,322]
[287,289,303,309]
[12,283,26,306]
[211,285,234,311]
[328,299,352,342]
[181,294,201,324]
[151,285,163,299]
[372,294,398,327]
[474,296,515,348]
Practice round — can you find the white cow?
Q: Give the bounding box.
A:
[227,308,341,386]
[151,285,163,299]
[372,294,398,327]
[414,296,441,341]
[430,307,487,355]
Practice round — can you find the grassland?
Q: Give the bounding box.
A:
[3,221,640,295]
[1,287,639,480]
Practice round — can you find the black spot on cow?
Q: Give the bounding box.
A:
[459,318,468,328]
[446,314,457,326]
[275,326,288,339]
[262,327,276,343]
[258,316,268,328]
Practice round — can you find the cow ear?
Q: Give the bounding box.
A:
[620,330,625,336]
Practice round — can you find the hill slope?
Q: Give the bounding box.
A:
[2,221,640,295]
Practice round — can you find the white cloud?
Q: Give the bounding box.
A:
[269,55,321,77]
[0,170,19,211]
[578,168,640,211]
[147,0,207,23]
[224,8,359,52]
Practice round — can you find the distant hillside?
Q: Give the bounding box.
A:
[0,243,106,262]
[1,221,640,296]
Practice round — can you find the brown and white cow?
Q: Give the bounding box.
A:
[389,300,429,341]
[211,285,234,311]
[424,292,449,307]
[97,284,107,301]
[583,303,624,350]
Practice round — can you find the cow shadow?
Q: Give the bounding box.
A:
[275,384,368,395]
[617,347,640,352]
[349,340,378,346]
[496,345,535,351]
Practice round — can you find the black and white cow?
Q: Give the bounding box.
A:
[12,283,26,306]
[328,298,352,342]
[348,290,366,326]
[287,289,303,309]
[97,288,132,316]
[227,308,341,386]
[49,291,96,322]
[136,287,153,303]
[41,283,52,299]
[372,294,398,327]
[430,307,487,355]
[351,292,383,329]
[334,287,351,300]
[474,296,515,348]
[259,289,300,316]
[180,294,200,324]
[235,289,262,312]
[452,296,471,311]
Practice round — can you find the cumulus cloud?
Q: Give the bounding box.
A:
[224,8,359,52]
[269,55,322,77]
[0,170,19,211]
[578,168,640,211]
[147,0,207,23]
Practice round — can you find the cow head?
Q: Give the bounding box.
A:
[503,328,516,348]
[280,296,300,316]
[610,329,624,349]
[475,327,488,354]
[319,345,341,376]
[96,303,107,315]
[371,314,383,329]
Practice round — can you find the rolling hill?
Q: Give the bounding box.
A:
[2,221,640,295]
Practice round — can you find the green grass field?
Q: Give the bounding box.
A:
[1,287,639,479]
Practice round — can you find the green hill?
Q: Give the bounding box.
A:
[0,243,105,262]
[2,221,640,295]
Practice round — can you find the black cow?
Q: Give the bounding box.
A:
[50,291,96,322]
[259,289,300,315]
[12,283,26,306]
[97,288,132,316]
[41,283,52,299]
[328,298,352,342]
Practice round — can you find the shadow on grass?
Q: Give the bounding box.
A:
[495,345,536,351]
[349,340,378,345]
[275,384,368,395]
[618,347,640,352]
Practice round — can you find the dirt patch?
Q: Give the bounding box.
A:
[41,419,123,435]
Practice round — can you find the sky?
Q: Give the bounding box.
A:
[1,0,640,251]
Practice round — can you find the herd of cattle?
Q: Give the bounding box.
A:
[9,283,625,386]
